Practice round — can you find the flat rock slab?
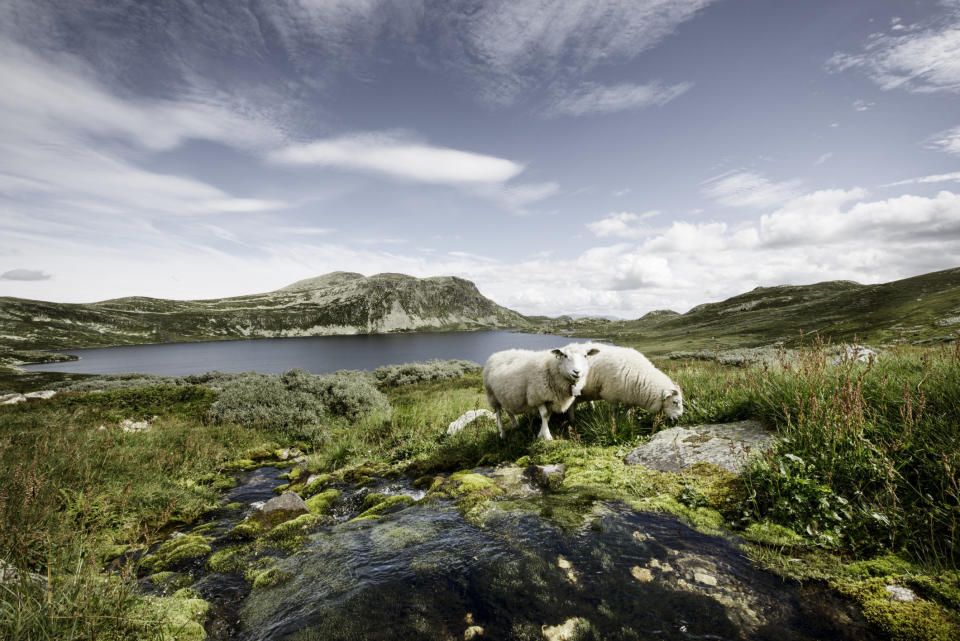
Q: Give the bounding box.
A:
[623,420,775,474]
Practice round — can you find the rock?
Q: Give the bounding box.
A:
[97,425,107,431]
[623,420,774,474]
[464,625,484,639]
[261,491,309,516]
[541,618,587,641]
[885,584,918,602]
[694,571,718,586]
[486,465,540,498]
[275,447,304,461]
[630,566,653,582]
[0,393,26,405]
[832,344,877,365]
[525,464,566,491]
[121,418,153,432]
[447,409,496,435]
[23,390,56,400]
[0,559,46,588]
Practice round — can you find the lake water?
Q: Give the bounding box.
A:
[22,330,594,376]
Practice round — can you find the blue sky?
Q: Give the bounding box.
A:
[1,0,959,316]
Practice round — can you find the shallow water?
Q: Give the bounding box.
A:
[23,329,594,376]
[160,467,875,641]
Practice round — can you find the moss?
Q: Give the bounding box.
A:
[412,475,434,489]
[272,483,290,495]
[220,458,259,472]
[206,544,252,573]
[251,567,293,589]
[223,502,244,510]
[262,512,322,550]
[242,446,277,461]
[146,571,193,593]
[226,519,264,541]
[277,467,303,482]
[301,473,332,496]
[340,461,389,484]
[193,472,237,491]
[95,543,129,564]
[741,522,807,547]
[626,494,726,535]
[742,545,845,582]
[833,577,960,641]
[189,521,220,536]
[305,489,340,515]
[140,535,212,573]
[844,554,919,579]
[143,592,210,641]
[352,495,416,521]
[909,574,960,612]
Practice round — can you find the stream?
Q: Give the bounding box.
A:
[142,465,877,641]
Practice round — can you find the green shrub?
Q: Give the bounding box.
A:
[373,359,479,387]
[312,371,390,421]
[207,373,326,436]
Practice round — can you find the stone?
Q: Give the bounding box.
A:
[525,464,566,491]
[24,390,56,400]
[464,625,484,639]
[0,394,26,405]
[121,418,152,432]
[261,491,309,516]
[486,465,540,498]
[694,572,718,586]
[623,420,774,474]
[0,559,46,588]
[541,618,586,641]
[276,447,304,461]
[832,344,878,365]
[447,409,496,435]
[884,584,918,602]
[630,566,653,582]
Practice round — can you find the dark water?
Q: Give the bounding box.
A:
[22,330,591,376]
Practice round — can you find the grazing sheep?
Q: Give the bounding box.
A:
[483,344,600,440]
[569,344,682,422]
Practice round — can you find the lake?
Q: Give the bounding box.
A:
[21,330,595,376]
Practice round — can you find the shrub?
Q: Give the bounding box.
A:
[312,371,390,421]
[373,359,480,387]
[206,373,326,436]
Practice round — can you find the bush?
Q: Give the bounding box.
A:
[207,373,326,436]
[312,371,390,421]
[373,359,480,387]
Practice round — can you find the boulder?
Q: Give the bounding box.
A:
[0,394,26,405]
[623,420,774,474]
[447,409,496,435]
[24,390,57,400]
[261,491,309,516]
[832,344,877,365]
[524,464,566,491]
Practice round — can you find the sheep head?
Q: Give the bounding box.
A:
[551,345,600,386]
[661,387,683,419]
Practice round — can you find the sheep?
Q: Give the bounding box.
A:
[568,343,682,423]
[483,343,600,440]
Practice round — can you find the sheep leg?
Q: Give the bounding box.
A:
[509,412,519,429]
[567,399,577,423]
[537,405,554,441]
[610,401,619,435]
[494,408,505,438]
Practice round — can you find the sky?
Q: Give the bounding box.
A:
[1,0,959,317]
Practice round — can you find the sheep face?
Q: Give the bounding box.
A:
[661,388,683,419]
[550,346,599,385]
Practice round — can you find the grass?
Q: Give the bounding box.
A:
[1,347,958,640]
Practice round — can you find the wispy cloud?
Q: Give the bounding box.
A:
[545,81,692,117]
[702,170,804,208]
[826,7,960,93]
[269,132,525,185]
[1,268,51,281]
[926,125,960,156]
[883,171,960,186]
[814,152,834,165]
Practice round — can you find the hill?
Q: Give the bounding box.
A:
[534,267,960,354]
[0,272,529,351]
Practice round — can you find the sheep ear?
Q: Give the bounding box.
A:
[586,348,599,356]
[551,348,565,358]
[668,389,680,397]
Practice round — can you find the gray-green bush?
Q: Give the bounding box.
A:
[373,359,479,387]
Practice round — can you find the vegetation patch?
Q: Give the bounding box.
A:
[140,535,212,573]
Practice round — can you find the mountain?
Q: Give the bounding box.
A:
[0,272,529,350]
[535,267,960,354]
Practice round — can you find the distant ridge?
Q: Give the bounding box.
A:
[0,272,529,350]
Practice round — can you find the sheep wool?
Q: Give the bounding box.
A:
[573,344,683,419]
[483,344,599,440]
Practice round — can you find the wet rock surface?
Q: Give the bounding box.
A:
[142,457,880,641]
[623,420,775,473]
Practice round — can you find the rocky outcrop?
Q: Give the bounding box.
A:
[623,420,774,474]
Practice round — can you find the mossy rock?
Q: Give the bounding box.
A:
[305,489,340,515]
[412,475,434,489]
[220,458,260,472]
[262,513,322,550]
[340,461,389,484]
[251,566,293,589]
[140,535,212,573]
[226,519,264,541]
[278,467,303,482]
[352,495,417,522]
[206,544,252,573]
[833,577,960,641]
[142,591,210,641]
[844,554,919,579]
[301,473,333,497]
[146,571,194,593]
[242,446,277,461]
[742,522,806,547]
[272,483,291,495]
[222,502,245,511]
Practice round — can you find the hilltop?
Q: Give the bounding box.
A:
[0,272,528,351]
[533,267,960,354]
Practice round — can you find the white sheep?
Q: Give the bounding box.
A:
[568,343,682,422]
[483,344,600,440]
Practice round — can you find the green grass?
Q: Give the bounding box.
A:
[1,347,958,640]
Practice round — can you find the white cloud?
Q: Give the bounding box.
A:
[814,152,834,165]
[702,170,804,208]
[826,9,960,93]
[852,99,875,111]
[883,171,960,186]
[269,132,525,185]
[926,125,960,155]
[546,81,692,117]
[587,211,659,239]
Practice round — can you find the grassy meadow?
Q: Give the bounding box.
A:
[0,343,958,640]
